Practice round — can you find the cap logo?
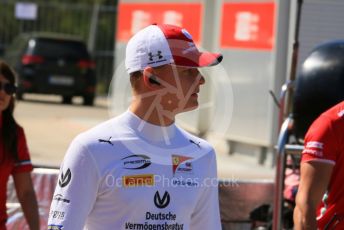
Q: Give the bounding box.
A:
[181,29,193,40]
[182,42,197,55]
[148,51,163,61]
[147,50,167,65]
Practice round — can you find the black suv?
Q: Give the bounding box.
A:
[5,33,96,106]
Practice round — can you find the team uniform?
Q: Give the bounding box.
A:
[48,111,221,230]
[301,101,344,229]
[0,124,33,230]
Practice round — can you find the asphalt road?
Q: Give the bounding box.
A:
[14,94,274,180]
[14,94,110,167]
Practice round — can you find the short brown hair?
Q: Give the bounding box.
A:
[129,71,142,89]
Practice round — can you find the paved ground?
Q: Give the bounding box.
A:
[14,94,275,180]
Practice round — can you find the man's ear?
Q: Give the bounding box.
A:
[143,67,161,87]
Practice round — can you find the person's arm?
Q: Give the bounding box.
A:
[48,138,100,229]
[11,126,39,229]
[293,161,333,230]
[13,172,39,230]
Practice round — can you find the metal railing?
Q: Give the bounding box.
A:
[273,116,304,229]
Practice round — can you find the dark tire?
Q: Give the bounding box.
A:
[83,95,94,106]
[62,96,72,104]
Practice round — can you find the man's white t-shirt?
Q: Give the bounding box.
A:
[48,111,221,230]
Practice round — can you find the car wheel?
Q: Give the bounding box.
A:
[83,95,94,106]
[62,96,72,104]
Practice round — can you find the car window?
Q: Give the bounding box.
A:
[28,38,90,58]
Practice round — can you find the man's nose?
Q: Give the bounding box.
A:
[195,72,205,85]
[199,75,205,85]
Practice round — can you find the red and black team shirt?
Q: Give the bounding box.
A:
[302,101,344,229]
[0,124,33,229]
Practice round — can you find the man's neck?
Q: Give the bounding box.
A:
[129,100,175,126]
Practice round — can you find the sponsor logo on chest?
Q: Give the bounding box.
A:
[122,154,151,170]
[122,174,155,187]
[154,191,170,209]
[172,154,193,175]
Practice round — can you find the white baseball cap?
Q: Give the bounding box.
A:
[125,23,223,74]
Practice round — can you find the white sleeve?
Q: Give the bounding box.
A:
[190,152,222,230]
[48,139,100,230]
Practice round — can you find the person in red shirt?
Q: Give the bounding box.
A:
[294,101,344,229]
[0,60,39,230]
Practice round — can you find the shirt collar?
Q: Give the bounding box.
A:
[125,110,176,143]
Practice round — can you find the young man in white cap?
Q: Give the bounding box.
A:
[48,23,223,230]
